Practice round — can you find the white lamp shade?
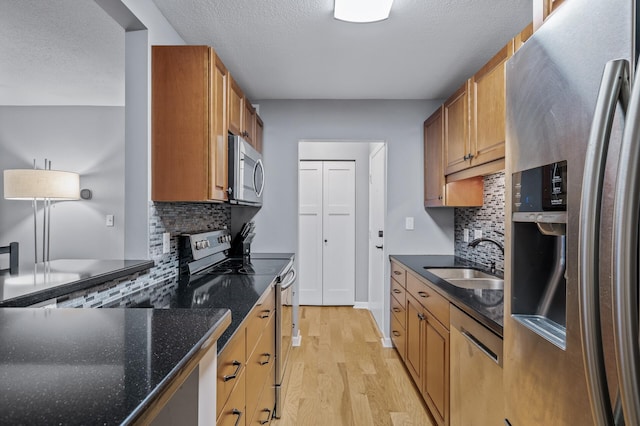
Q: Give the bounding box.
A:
[334,0,394,23]
[4,169,80,200]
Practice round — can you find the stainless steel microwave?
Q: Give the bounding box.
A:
[228,135,264,206]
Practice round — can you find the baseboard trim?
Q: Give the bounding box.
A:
[353,302,369,310]
[292,330,302,347]
[381,337,393,348]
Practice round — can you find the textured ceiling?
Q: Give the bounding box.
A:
[0,0,124,106]
[152,0,532,100]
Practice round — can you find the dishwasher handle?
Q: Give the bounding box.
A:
[461,328,500,365]
[450,304,503,367]
[279,268,297,290]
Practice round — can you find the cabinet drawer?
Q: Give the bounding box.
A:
[246,314,275,420]
[249,366,275,426]
[390,312,406,361]
[217,327,246,417]
[391,261,407,287]
[247,285,275,357]
[217,369,246,426]
[407,273,450,329]
[391,293,406,329]
[391,279,406,306]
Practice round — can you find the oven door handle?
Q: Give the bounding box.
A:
[280,268,297,290]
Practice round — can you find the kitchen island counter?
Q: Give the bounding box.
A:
[0,307,230,425]
[391,255,504,336]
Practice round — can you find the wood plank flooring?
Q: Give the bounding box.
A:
[273,306,434,426]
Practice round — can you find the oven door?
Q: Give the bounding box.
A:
[231,135,264,205]
[274,265,296,418]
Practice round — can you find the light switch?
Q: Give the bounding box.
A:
[464,229,469,242]
[405,217,414,230]
[106,215,114,227]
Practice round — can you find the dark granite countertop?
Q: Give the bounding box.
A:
[0,259,154,307]
[390,255,504,337]
[0,307,231,425]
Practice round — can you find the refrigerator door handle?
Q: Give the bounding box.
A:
[613,59,640,426]
[579,58,630,426]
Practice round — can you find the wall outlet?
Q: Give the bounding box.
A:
[474,229,483,240]
[405,217,414,230]
[463,229,469,243]
[105,214,114,227]
[162,232,171,254]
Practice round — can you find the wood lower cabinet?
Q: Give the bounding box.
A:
[391,261,451,426]
[152,45,228,202]
[218,370,246,426]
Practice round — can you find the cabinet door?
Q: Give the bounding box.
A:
[217,370,246,426]
[423,313,449,426]
[405,295,424,386]
[444,81,470,175]
[424,107,445,207]
[243,100,256,145]
[470,41,513,168]
[209,50,229,201]
[255,115,264,153]
[228,76,243,136]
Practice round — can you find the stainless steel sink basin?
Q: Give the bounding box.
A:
[445,278,504,290]
[425,268,504,290]
[425,268,495,280]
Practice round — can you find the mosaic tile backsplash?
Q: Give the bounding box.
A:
[60,202,231,308]
[454,171,505,273]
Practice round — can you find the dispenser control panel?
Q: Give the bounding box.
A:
[513,161,567,212]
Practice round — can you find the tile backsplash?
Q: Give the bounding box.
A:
[59,202,231,308]
[454,171,505,272]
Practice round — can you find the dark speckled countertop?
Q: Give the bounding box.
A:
[390,255,504,336]
[0,307,230,425]
[0,259,154,307]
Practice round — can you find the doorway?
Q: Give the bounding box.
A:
[298,160,356,305]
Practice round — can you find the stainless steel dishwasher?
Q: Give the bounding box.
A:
[450,304,504,426]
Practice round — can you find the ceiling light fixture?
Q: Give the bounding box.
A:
[334,0,394,23]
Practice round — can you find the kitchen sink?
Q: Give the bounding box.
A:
[425,268,495,280]
[444,278,504,290]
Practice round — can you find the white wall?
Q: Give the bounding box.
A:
[0,106,125,267]
[251,100,455,335]
[299,141,373,302]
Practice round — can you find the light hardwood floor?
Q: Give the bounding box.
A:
[273,306,434,426]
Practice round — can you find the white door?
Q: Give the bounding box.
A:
[368,145,386,331]
[299,160,356,305]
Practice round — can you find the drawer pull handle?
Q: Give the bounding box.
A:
[393,307,401,313]
[259,309,271,319]
[392,330,401,337]
[418,291,429,298]
[223,360,242,381]
[393,289,401,294]
[232,409,243,426]
[259,353,272,365]
[260,408,272,424]
[418,313,426,321]
[393,271,402,275]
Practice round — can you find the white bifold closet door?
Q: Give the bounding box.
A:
[299,161,355,305]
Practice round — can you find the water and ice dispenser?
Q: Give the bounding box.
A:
[511,161,568,349]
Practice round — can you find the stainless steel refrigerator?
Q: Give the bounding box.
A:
[505,0,639,424]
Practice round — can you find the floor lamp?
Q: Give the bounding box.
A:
[3,160,80,264]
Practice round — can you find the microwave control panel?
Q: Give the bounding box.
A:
[513,160,567,212]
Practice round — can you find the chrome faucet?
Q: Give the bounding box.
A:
[468,238,504,254]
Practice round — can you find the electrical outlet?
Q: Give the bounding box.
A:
[463,229,469,243]
[105,215,114,227]
[474,229,483,239]
[405,217,414,230]
[162,232,171,254]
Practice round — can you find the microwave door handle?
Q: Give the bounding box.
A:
[579,58,629,426]
[254,159,265,197]
[613,60,640,426]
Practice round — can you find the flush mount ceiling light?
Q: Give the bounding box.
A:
[334,0,394,23]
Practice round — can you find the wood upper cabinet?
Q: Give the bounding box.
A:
[242,100,256,145]
[255,115,264,153]
[469,40,513,168]
[444,81,470,176]
[228,76,244,136]
[424,107,445,207]
[152,45,228,202]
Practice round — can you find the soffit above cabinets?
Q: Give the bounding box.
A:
[151,0,532,100]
